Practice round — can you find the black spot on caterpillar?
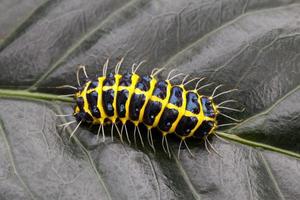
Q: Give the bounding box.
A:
[57,58,243,158]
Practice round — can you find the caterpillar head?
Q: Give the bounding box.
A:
[199,96,219,136]
[201,96,218,118]
[73,88,94,124]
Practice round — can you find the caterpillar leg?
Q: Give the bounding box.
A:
[214,132,229,144]
[218,106,245,112]
[219,112,242,122]
[133,125,144,147]
[177,138,195,159]
[111,124,115,142]
[217,99,238,106]
[183,77,203,86]
[55,85,78,90]
[151,68,159,76]
[102,58,109,76]
[218,123,239,127]
[161,135,167,154]
[115,57,124,74]
[211,84,224,97]
[114,123,123,143]
[166,69,184,82]
[121,123,131,145]
[96,124,105,142]
[69,121,82,139]
[76,65,89,87]
[132,60,146,74]
[58,120,76,128]
[183,140,194,158]
[181,74,190,85]
[161,135,171,158]
[217,107,245,120]
[110,123,122,142]
[151,67,165,77]
[177,139,183,159]
[197,82,214,91]
[96,124,101,141]
[137,126,144,147]
[147,129,155,152]
[213,88,238,99]
[54,85,76,100]
[205,137,222,157]
[204,138,212,154]
[165,136,171,158]
[133,126,137,146]
[58,120,76,135]
[166,69,177,80]
[194,77,206,90]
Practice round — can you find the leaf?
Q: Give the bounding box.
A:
[0,0,300,199]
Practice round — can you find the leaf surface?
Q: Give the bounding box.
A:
[0,0,300,199]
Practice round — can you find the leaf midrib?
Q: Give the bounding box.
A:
[1,88,299,159]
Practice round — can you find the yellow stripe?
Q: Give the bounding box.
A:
[81,81,94,123]
[121,73,139,124]
[184,92,205,138]
[110,74,122,123]
[185,92,216,138]
[168,85,186,134]
[150,95,164,103]
[117,86,128,91]
[166,103,178,110]
[137,77,157,125]
[96,77,107,124]
[102,86,111,91]
[152,80,172,129]
[134,88,144,95]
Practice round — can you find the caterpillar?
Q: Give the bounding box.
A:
[58,58,242,158]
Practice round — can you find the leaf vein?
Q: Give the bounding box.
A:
[162,3,300,69]
[0,0,55,52]
[171,150,201,200]
[260,152,286,200]
[29,0,140,90]
[0,120,37,200]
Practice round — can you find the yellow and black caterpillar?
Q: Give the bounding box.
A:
[60,58,241,157]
